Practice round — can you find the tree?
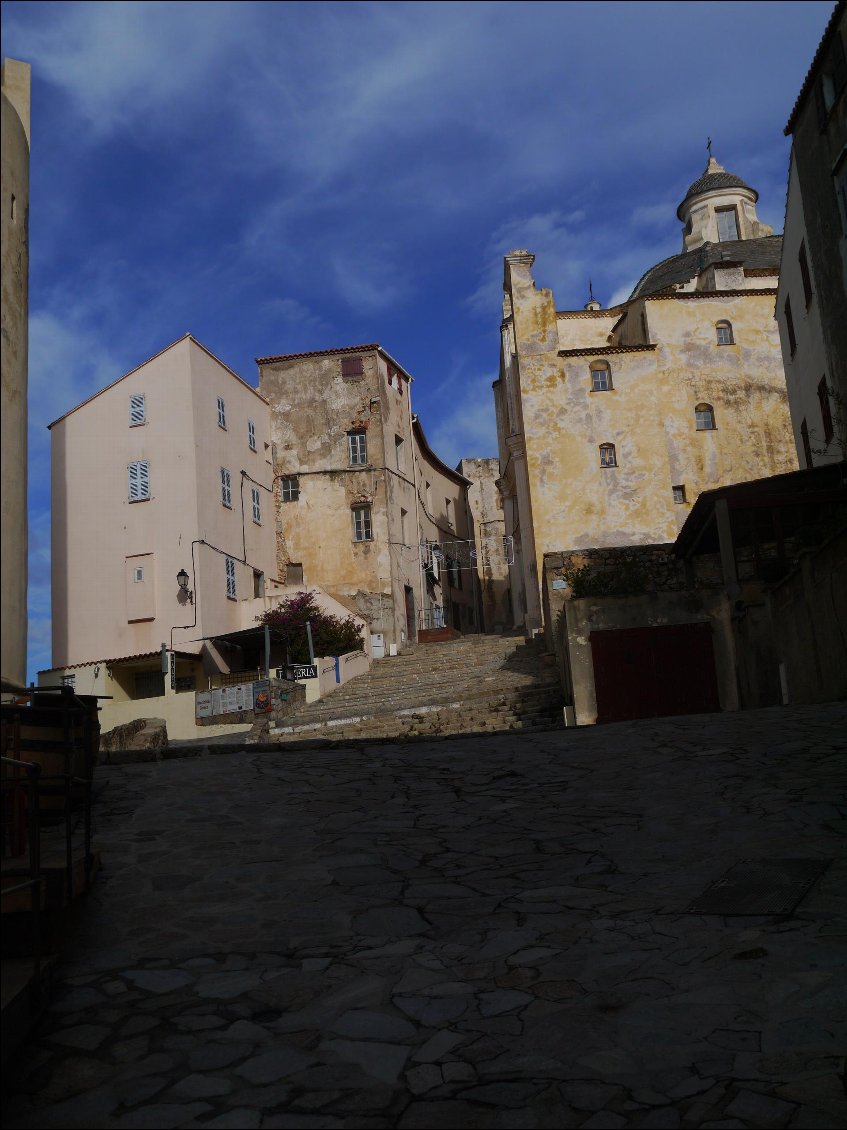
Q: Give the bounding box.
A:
[256,591,364,664]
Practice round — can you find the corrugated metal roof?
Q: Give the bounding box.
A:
[38,649,199,674]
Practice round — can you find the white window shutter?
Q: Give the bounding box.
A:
[128,462,139,500]
[129,394,145,426]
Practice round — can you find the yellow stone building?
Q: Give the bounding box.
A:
[495,158,799,631]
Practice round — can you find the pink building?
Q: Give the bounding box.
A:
[41,335,284,735]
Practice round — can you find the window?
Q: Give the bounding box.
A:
[251,486,261,524]
[133,566,144,583]
[716,320,734,345]
[801,418,813,469]
[818,377,834,444]
[135,671,164,699]
[253,571,264,599]
[129,393,146,426]
[591,362,612,392]
[287,562,303,585]
[672,485,687,505]
[599,443,617,468]
[60,673,76,690]
[798,243,813,308]
[248,420,256,451]
[225,556,236,599]
[280,475,300,502]
[341,356,364,380]
[695,403,716,431]
[716,207,739,242]
[217,396,227,429]
[220,467,232,508]
[395,434,404,471]
[348,430,368,465]
[352,504,373,542]
[128,460,150,501]
[784,297,797,356]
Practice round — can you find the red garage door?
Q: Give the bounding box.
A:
[591,622,720,724]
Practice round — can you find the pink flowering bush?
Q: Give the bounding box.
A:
[256,591,364,663]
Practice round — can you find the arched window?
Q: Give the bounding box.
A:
[695,403,716,431]
[599,443,617,468]
[716,320,734,345]
[590,361,612,392]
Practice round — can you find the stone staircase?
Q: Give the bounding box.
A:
[253,632,564,744]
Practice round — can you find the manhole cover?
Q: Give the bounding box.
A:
[685,858,832,916]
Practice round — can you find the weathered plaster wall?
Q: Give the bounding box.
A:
[1,59,30,685]
[259,349,474,647]
[503,249,796,633]
[458,457,511,631]
[788,11,847,443]
[776,156,835,466]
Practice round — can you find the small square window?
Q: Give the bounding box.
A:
[672,485,686,505]
[129,393,146,426]
[280,475,300,502]
[248,420,257,451]
[217,396,227,429]
[591,363,612,391]
[60,673,76,690]
[287,562,304,585]
[599,443,617,468]
[133,566,145,582]
[348,430,368,465]
[695,404,716,431]
[352,504,373,542]
[716,321,734,346]
[341,356,364,380]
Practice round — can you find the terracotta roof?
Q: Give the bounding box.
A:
[644,288,778,300]
[38,649,198,674]
[558,345,657,358]
[556,307,624,319]
[784,1,845,134]
[629,236,782,299]
[256,343,380,364]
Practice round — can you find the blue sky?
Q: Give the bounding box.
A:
[3,0,832,681]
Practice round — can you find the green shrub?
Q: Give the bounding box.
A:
[256,591,364,663]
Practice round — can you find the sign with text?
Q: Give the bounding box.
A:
[253,680,272,714]
[277,664,317,681]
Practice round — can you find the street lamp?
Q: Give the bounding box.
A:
[177,569,193,604]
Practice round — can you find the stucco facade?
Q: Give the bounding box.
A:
[777,3,847,461]
[258,345,476,652]
[45,335,280,707]
[496,159,797,630]
[457,457,512,631]
[1,58,30,688]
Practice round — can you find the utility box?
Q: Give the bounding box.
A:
[370,633,385,659]
[389,643,398,657]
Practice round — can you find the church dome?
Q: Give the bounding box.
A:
[676,157,757,220]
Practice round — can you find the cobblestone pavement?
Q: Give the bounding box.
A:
[5,703,847,1129]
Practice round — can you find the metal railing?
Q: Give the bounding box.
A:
[419,606,446,630]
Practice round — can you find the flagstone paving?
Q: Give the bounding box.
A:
[4,702,846,1128]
